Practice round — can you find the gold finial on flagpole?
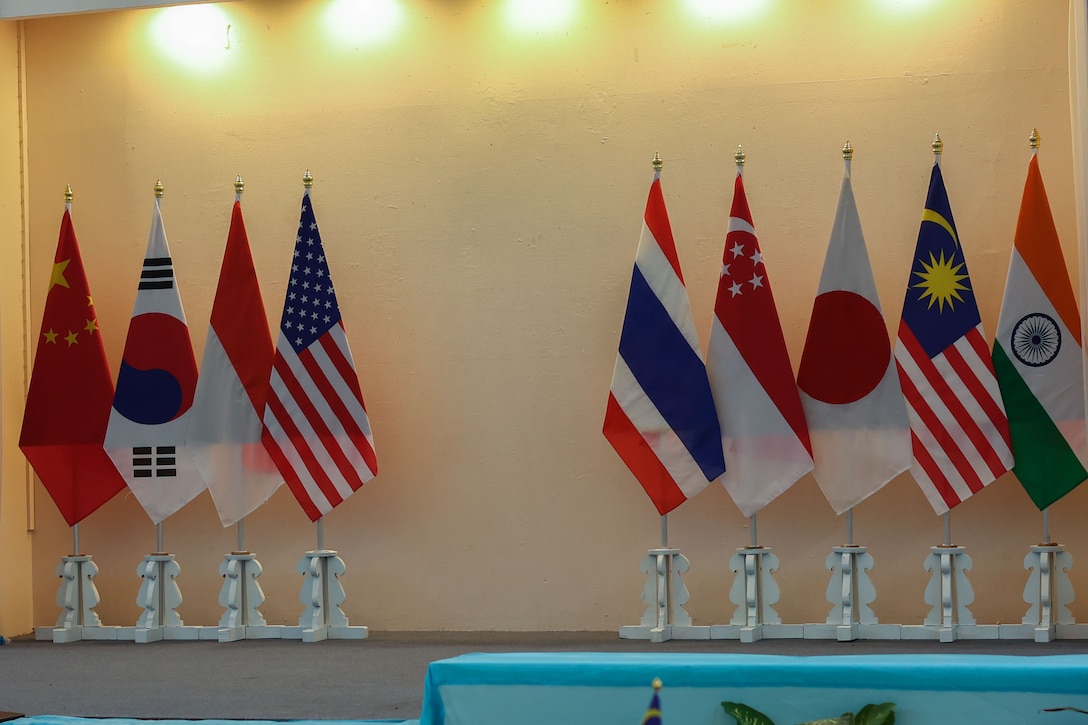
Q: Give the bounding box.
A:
[932,133,943,157]
[652,677,662,691]
[651,152,662,172]
[842,140,853,160]
[734,145,746,167]
[1030,128,1040,150]
[64,184,73,205]
[234,175,244,196]
[303,170,313,189]
[154,179,164,198]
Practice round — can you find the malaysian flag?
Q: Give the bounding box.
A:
[895,158,1012,514]
[260,181,377,521]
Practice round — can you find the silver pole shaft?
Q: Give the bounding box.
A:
[660,514,668,549]
[73,523,79,555]
[750,513,758,547]
[317,518,324,551]
[943,512,951,546]
[237,518,245,552]
[157,521,164,553]
[846,508,853,546]
[1043,508,1051,544]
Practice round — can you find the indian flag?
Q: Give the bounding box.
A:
[992,153,1088,510]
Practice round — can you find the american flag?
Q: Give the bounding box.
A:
[895,160,1012,514]
[261,188,377,521]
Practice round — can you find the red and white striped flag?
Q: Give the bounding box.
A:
[260,186,377,521]
[895,160,1012,514]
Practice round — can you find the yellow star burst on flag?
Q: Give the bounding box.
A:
[84,318,99,335]
[64,330,79,346]
[49,259,71,291]
[913,249,968,312]
[43,329,58,344]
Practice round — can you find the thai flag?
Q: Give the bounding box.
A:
[603,166,726,515]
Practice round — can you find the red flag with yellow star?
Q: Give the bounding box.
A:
[19,205,126,526]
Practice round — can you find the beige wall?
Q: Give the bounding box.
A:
[7,0,1082,633]
[0,19,33,637]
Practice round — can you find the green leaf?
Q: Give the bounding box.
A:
[722,701,776,725]
[796,717,851,725]
[854,703,896,725]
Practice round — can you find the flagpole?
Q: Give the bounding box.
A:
[317,517,324,551]
[845,508,853,547]
[237,518,245,552]
[932,132,943,166]
[67,183,76,554]
[1042,508,1051,544]
[943,512,951,546]
[660,514,667,548]
[749,514,758,547]
[157,521,164,553]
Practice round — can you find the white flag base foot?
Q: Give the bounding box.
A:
[35,624,123,642]
[619,625,710,642]
[801,623,903,640]
[708,623,804,640]
[112,624,219,642]
[618,548,697,642]
[279,550,367,642]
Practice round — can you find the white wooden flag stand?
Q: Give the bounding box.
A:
[620,516,706,642]
[35,526,121,642]
[1000,513,1081,642]
[711,515,800,642]
[898,515,989,641]
[115,524,216,642]
[279,520,367,642]
[803,511,899,641]
[217,521,282,642]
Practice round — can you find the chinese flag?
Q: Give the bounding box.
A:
[19,206,126,526]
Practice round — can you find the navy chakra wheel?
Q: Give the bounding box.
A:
[1011,312,1061,367]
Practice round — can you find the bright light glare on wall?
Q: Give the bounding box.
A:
[324,0,405,46]
[682,0,771,23]
[875,0,940,11]
[150,4,231,72]
[503,0,578,34]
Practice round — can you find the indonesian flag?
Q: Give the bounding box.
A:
[797,160,912,513]
[603,167,726,515]
[19,204,127,526]
[104,196,206,524]
[992,153,1088,509]
[187,198,283,526]
[706,170,813,516]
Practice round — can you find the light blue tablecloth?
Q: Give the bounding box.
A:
[420,652,1088,724]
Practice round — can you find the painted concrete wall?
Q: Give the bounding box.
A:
[11,0,1083,633]
[0,19,34,638]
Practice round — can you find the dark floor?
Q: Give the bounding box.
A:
[3,632,1088,721]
